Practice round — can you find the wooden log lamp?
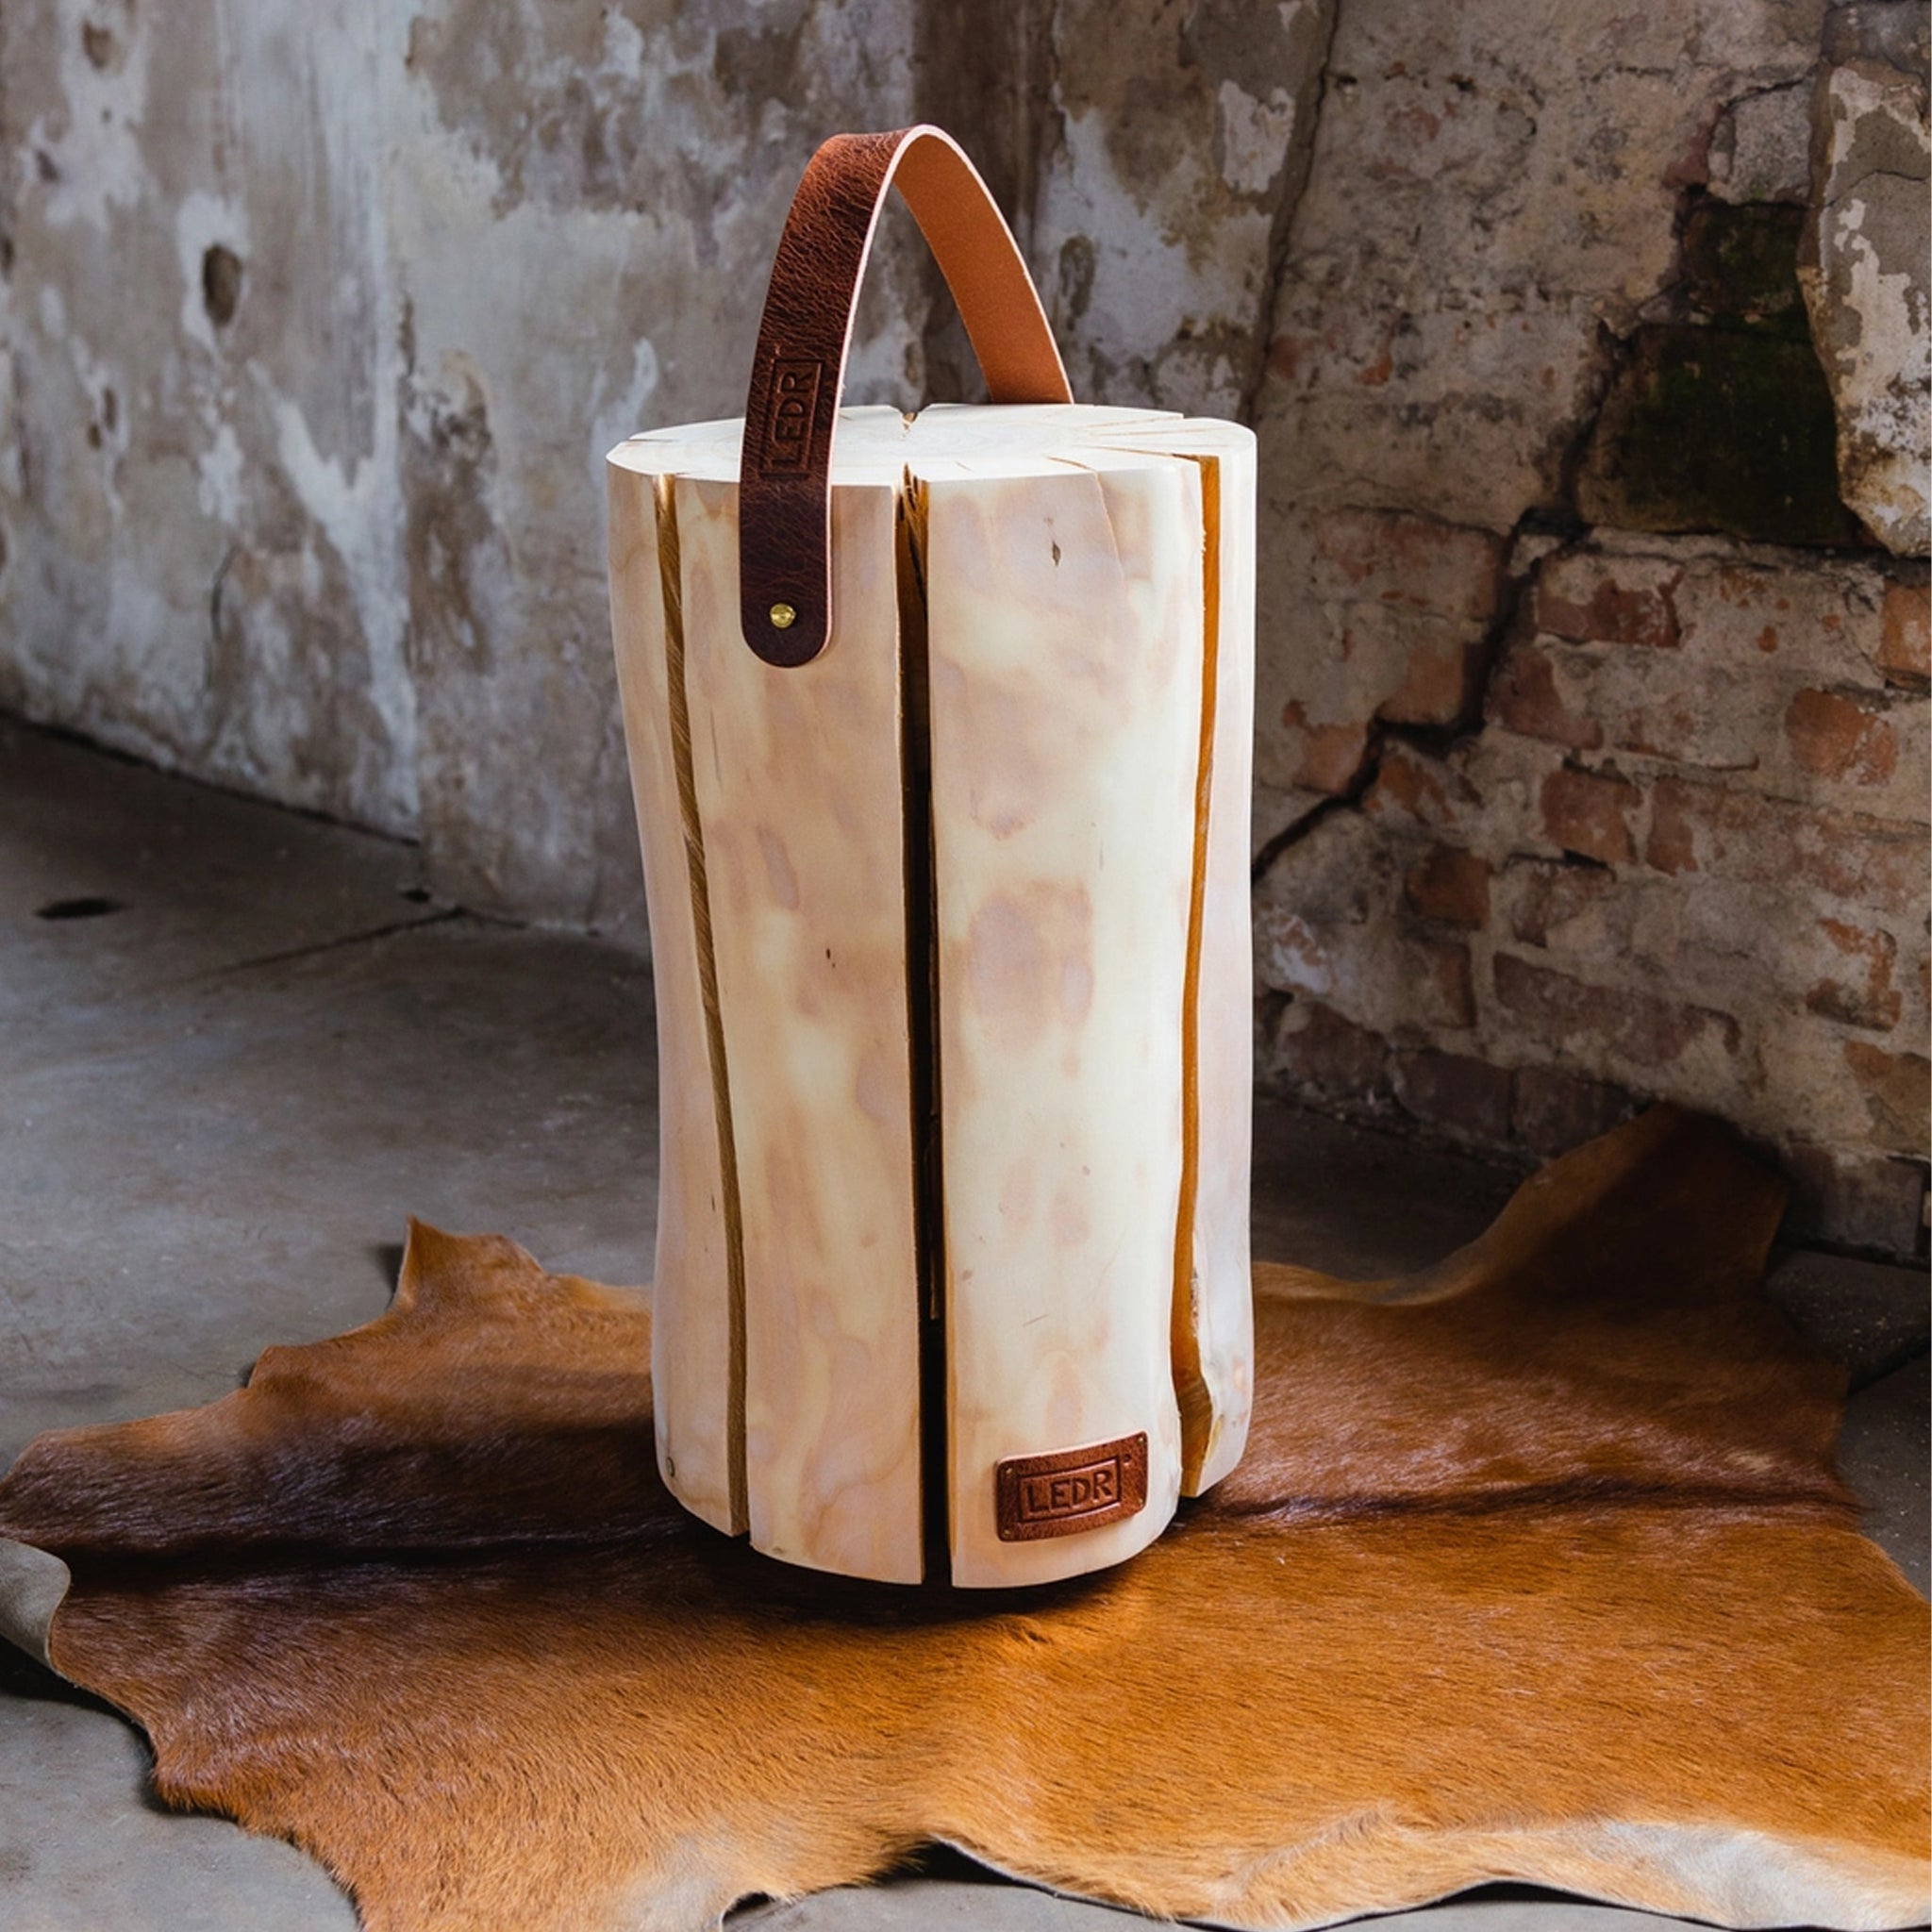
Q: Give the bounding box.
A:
[606,127,1257,1587]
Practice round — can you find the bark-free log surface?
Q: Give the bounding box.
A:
[0,1110,1924,1932]
[609,405,1257,1584]
[608,473,742,1537]
[678,472,924,1584]
[921,451,1199,1586]
[1142,424,1257,1496]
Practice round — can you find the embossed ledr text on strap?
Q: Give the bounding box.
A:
[754,356,826,475]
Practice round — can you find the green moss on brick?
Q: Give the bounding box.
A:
[1579,325,1867,546]
[1681,202,1808,337]
[1576,196,1871,546]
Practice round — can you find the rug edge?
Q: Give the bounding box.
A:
[932,1815,1932,1932]
[0,1536,72,1673]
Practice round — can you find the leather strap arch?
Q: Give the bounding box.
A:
[738,126,1073,666]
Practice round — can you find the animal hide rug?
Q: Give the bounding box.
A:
[0,1108,1925,1932]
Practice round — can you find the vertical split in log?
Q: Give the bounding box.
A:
[610,408,1256,1584]
[1158,432,1257,1497]
[897,474,951,1587]
[1171,453,1221,1496]
[658,476,749,1537]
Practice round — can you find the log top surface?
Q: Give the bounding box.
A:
[608,404,1253,484]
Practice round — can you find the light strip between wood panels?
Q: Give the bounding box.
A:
[656,475,749,1535]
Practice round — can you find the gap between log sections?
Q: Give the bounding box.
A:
[897,473,952,1588]
[1172,454,1221,1495]
[657,475,749,1537]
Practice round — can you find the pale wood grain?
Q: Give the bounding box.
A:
[676,475,925,1584]
[1086,425,1258,1495]
[917,449,1203,1587]
[1044,421,1258,1493]
[606,469,742,1535]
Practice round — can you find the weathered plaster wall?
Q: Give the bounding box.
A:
[0,3,417,834]
[392,0,930,929]
[2,0,1926,1250]
[0,0,930,935]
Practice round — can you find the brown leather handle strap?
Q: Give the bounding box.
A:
[738,125,1073,666]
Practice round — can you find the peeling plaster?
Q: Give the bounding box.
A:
[196,421,244,526]
[268,391,414,795]
[589,338,661,488]
[1026,0,1333,417]
[174,190,249,357]
[387,0,924,929]
[0,0,422,834]
[1801,57,1932,554]
[1217,81,1301,198]
[30,3,152,234]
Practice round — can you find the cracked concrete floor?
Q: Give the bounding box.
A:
[1,715,1926,1932]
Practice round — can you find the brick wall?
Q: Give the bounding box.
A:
[1243,1,1929,1261]
[1256,537,1930,1256]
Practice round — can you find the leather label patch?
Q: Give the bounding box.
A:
[995,1433,1148,1541]
[758,356,823,473]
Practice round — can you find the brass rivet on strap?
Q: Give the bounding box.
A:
[769,602,797,630]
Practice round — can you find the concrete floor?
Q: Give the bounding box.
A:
[1,715,1925,1931]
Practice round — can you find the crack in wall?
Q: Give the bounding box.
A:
[1249,498,1542,887]
[1236,0,1342,432]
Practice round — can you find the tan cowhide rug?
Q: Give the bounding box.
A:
[0,1108,1925,1932]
